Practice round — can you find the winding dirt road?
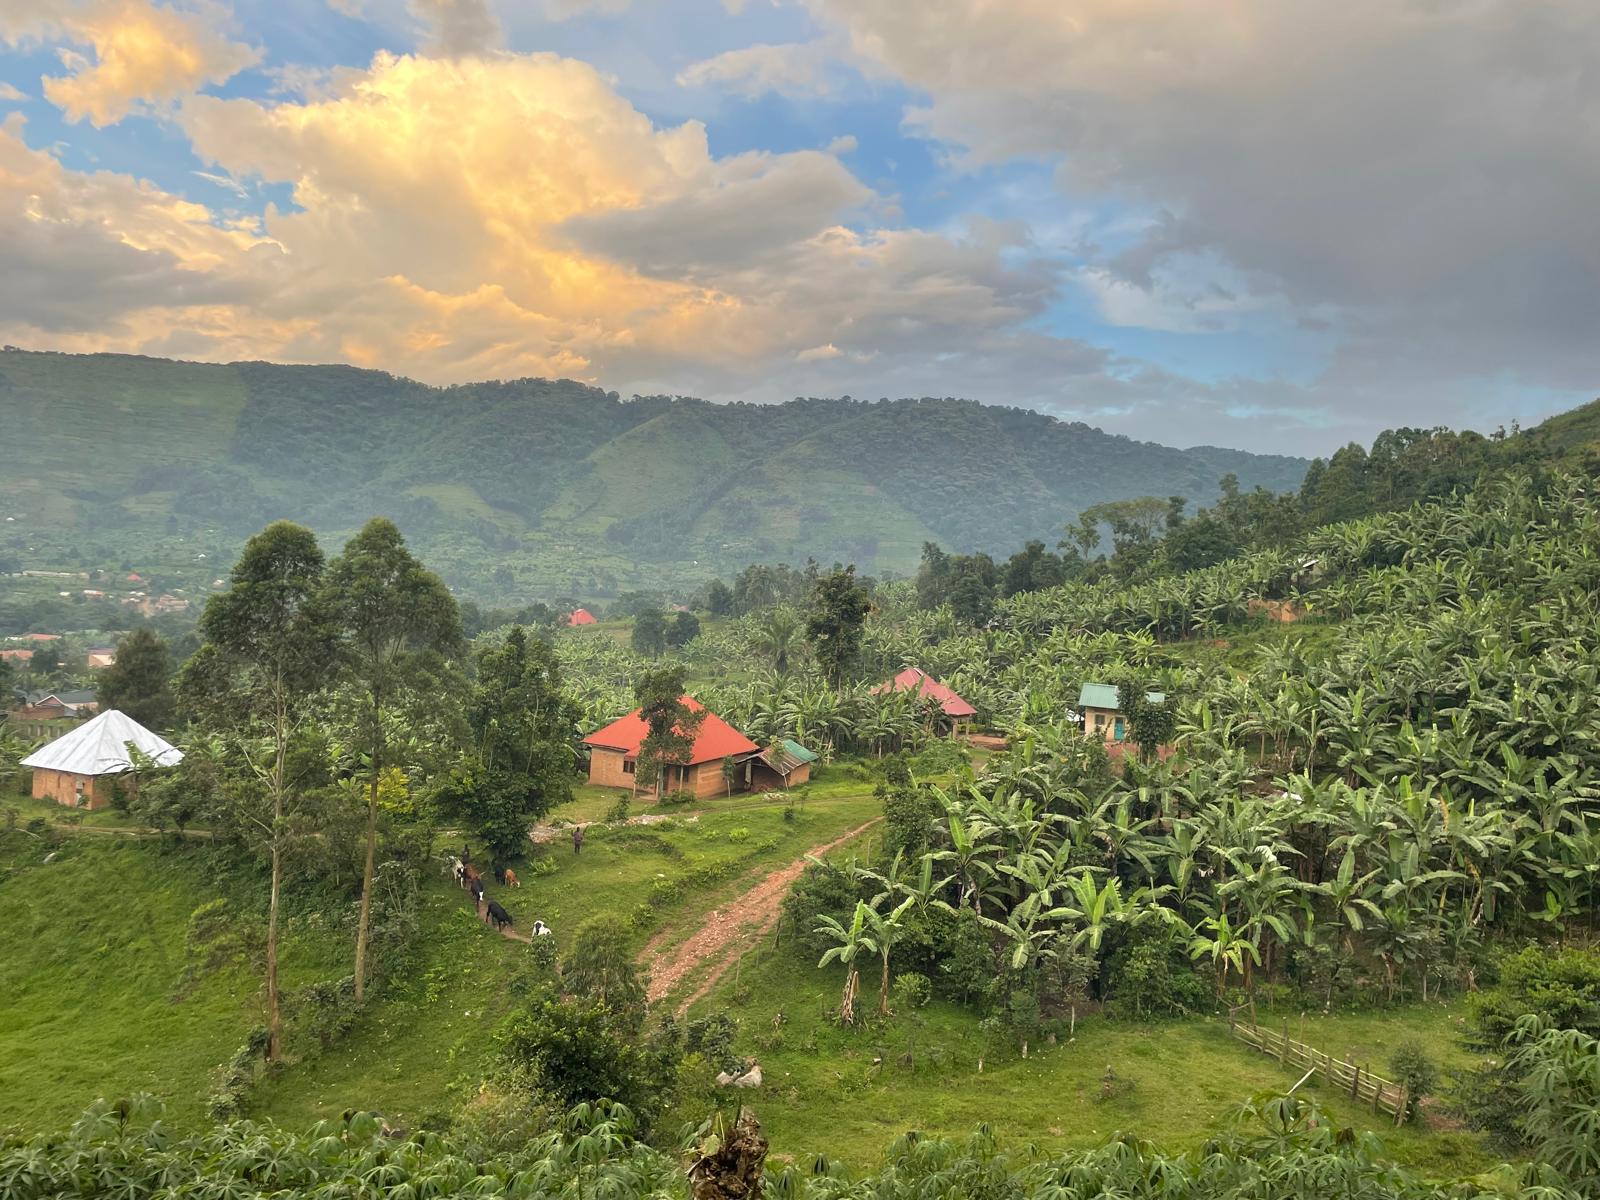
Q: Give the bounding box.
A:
[639,818,881,1014]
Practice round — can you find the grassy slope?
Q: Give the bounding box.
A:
[1,773,1495,1177]
[692,932,1493,1177]
[0,835,319,1131]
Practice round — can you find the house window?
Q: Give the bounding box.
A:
[1094,713,1106,732]
[623,760,635,775]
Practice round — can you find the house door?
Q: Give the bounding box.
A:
[1113,716,1125,741]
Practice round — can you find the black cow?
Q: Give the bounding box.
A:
[486,900,513,931]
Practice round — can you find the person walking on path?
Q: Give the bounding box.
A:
[572,824,585,855]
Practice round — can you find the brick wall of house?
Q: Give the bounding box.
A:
[587,747,635,789]
[32,768,115,810]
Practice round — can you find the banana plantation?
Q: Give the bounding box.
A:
[559,473,1600,1014]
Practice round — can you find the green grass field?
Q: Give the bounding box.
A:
[690,947,1494,1176]
[0,774,1502,1178]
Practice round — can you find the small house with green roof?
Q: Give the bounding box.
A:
[751,739,818,790]
[1077,682,1166,744]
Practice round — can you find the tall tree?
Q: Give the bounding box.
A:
[631,608,668,656]
[633,664,702,799]
[95,629,174,729]
[182,520,333,1061]
[436,627,577,857]
[706,580,735,616]
[324,518,461,1003]
[807,566,871,686]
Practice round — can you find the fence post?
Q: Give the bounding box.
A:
[1280,1021,1290,1066]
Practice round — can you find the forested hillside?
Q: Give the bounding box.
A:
[0,349,1306,596]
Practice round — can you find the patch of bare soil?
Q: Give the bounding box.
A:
[640,819,881,1013]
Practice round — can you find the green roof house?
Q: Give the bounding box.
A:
[1076,683,1165,744]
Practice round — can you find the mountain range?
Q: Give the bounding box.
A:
[0,349,1310,598]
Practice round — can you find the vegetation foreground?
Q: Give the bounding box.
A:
[6,452,1600,1196]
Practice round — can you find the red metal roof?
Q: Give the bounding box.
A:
[567,608,597,626]
[583,695,759,765]
[871,667,976,718]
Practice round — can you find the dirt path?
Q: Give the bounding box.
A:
[640,818,881,1014]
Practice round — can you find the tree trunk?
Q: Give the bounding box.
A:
[879,951,891,1016]
[267,828,283,1061]
[353,750,379,1003]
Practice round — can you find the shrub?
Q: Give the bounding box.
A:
[292,975,359,1052]
[932,908,993,1005]
[1104,929,1209,1018]
[1466,946,1600,1048]
[560,917,647,1032]
[781,862,862,960]
[605,794,632,823]
[495,999,678,1128]
[1389,1041,1438,1122]
[658,788,697,807]
[683,1011,741,1074]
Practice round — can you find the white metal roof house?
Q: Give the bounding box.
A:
[20,709,183,810]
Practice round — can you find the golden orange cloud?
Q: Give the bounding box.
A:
[5,0,261,127]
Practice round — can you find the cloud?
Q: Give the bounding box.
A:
[409,0,501,57]
[0,45,1140,435]
[0,0,261,127]
[0,113,268,330]
[802,0,1600,399]
[678,39,837,97]
[0,82,26,102]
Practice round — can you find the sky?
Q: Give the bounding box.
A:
[0,0,1596,456]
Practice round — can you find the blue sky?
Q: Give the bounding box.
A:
[1,0,1595,455]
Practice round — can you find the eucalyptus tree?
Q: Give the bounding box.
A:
[324,517,462,1002]
[181,520,335,1061]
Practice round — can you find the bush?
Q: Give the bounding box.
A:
[1389,1041,1438,1122]
[495,999,679,1128]
[1466,946,1600,1048]
[292,975,359,1052]
[1104,930,1209,1018]
[684,1011,741,1074]
[658,788,697,807]
[781,862,862,960]
[604,794,632,823]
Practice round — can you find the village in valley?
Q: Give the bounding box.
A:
[3,2,1599,1195]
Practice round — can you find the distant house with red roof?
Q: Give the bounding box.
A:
[872,667,976,734]
[582,696,760,799]
[567,608,598,627]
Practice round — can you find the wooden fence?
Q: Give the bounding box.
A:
[1228,1018,1409,1122]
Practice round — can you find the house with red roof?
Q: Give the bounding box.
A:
[582,696,760,799]
[872,667,976,734]
[567,608,598,627]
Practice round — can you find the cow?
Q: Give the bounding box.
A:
[448,856,465,886]
[463,864,481,890]
[503,868,521,888]
[532,919,552,937]
[493,864,507,885]
[486,900,513,931]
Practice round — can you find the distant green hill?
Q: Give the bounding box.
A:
[0,349,1308,598]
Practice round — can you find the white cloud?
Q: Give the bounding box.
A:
[0,82,26,102]
[0,0,260,127]
[678,39,837,97]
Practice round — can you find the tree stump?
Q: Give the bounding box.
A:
[688,1107,769,1200]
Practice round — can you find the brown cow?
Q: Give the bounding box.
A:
[504,868,521,888]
